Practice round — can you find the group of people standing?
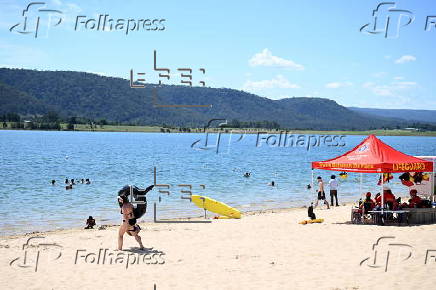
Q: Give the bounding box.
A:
[314,175,340,209]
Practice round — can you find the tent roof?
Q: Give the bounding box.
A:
[312,135,434,173]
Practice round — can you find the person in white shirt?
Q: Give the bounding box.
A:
[314,176,330,209]
[328,175,339,206]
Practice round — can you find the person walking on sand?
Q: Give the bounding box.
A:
[117,195,144,250]
[328,175,339,206]
[314,176,330,209]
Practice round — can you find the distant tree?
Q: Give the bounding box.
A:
[69,117,77,124]
[230,119,241,128]
[3,122,7,128]
[11,122,23,129]
[43,111,59,123]
[6,113,20,122]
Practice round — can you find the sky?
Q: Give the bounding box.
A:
[1,0,436,109]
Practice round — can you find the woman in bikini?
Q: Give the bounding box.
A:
[117,195,144,250]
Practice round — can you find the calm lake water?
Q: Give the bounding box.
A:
[0,130,435,236]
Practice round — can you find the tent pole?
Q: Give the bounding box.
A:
[432,161,435,203]
[311,169,314,201]
[360,173,363,196]
[381,172,384,215]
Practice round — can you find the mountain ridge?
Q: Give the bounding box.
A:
[0,68,429,130]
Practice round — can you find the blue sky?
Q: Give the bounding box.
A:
[1,0,436,109]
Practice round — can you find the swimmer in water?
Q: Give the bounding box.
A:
[51,180,56,185]
[243,172,251,178]
[65,178,69,184]
[85,178,91,184]
[268,181,275,186]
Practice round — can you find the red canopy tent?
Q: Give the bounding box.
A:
[311,135,434,212]
[312,135,433,173]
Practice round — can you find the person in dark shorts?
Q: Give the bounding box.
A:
[314,176,330,209]
[328,175,339,206]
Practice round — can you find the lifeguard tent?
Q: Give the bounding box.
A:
[312,135,435,224]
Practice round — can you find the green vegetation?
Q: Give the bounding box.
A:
[2,121,435,137]
[1,68,435,132]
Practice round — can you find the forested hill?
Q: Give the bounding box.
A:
[0,68,416,130]
[349,107,436,125]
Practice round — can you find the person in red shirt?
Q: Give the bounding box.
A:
[375,186,396,209]
[408,189,422,208]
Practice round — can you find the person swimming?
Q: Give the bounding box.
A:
[268,181,275,186]
[71,179,76,185]
[243,172,251,178]
[51,180,56,185]
[85,178,91,184]
[65,178,69,184]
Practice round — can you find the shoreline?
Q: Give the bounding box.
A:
[1,127,436,136]
[0,203,354,240]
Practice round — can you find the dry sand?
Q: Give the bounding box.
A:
[1,205,436,290]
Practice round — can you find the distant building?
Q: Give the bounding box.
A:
[23,120,33,129]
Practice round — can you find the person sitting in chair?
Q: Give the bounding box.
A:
[408,189,422,208]
[375,186,396,209]
[361,192,375,214]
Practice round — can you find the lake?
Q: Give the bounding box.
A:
[0,130,435,236]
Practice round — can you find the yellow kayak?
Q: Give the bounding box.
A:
[191,195,241,219]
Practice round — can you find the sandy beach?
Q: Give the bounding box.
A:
[1,205,436,290]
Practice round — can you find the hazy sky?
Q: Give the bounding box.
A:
[1,0,436,109]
